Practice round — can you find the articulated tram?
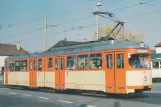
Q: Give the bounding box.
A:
[4,40,152,94]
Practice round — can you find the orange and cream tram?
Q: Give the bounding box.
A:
[4,39,152,94]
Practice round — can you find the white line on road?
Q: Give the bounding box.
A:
[58,100,74,104]
[38,97,49,100]
[86,105,96,107]
[22,94,32,97]
[9,92,16,94]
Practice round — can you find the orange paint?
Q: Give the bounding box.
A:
[104,52,115,93]
[55,56,65,90]
[4,61,8,85]
[29,59,37,88]
[127,85,152,89]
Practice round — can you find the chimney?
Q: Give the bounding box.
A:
[16,42,20,50]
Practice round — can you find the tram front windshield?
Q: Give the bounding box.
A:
[129,54,150,68]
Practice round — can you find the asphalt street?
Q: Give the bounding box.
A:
[0,83,160,107]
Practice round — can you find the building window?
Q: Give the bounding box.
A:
[21,60,27,71]
[15,61,21,71]
[9,62,14,71]
[48,57,53,70]
[90,53,102,69]
[61,58,65,70]
[116,54,124,68]
[38,59,42,71]
[78,54,88,70]
[34,60,37,71]
[67,56,76,70]
[55,59,59,70]
[153,62,159,69]
[106,54,113,69]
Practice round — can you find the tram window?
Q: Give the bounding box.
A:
[34,60,37,71]
[106,54,112,69]
[21,60,27,71]
[61,58,65,70]
[152,62,159,69]
[129,54,150,68]
[15,61,21,71]
[116,54,124,69]
[67,56,76,70]
[78,54,88,70]
[29,61,33,71]
[9,62,14,71]
[55,59,59,70]
[38,59,42,71]
[48,58,53,70]
[90,53,102,69]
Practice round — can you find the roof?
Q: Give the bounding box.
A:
[6,39,150,60]
[0,43,28,56]
[47,40,80,51]
[154,42,161,47]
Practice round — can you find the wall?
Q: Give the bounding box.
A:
[156,47,161,54]
[0,56,8,75]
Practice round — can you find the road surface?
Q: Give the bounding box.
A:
[0,84,160,107]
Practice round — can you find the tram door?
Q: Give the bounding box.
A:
[29,59,37,88]
[105,52,126,94]
[105,52,115,93]
[114,52,126,93]
[55,56,65,90]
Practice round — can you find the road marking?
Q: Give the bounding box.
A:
[9,92,16,94]
[86,105,96,107]
[38,97,49,100]
[22,94,32,97]
[58,100,74,104]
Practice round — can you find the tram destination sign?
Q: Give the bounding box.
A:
[136,49,148,53]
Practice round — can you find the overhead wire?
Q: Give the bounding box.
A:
[13,8,161,43]
[109,0,156,12]
[0,5,93,29]
[0,0,158,43]
[0,27,42,41]
[0,0,156,29]
[47,15,94,28]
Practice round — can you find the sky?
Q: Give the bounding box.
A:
[0,0,161,52]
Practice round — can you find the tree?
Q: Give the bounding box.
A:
[93,25,144,42]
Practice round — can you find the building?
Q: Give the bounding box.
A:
[0,42,28,75]
[47,39,80,51]
[150,42,161,82]
[154,42,161,54]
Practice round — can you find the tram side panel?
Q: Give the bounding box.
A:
[65,71,106,92]
[44,56,55,88]
[64,53,106,92]
[6,59,29,87]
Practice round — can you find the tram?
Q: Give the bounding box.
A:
[4,39,152,94]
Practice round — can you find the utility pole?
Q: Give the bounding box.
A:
[96,1,102,40]
[44,17,47,51]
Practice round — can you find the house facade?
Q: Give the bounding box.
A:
[0,42,28,75]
